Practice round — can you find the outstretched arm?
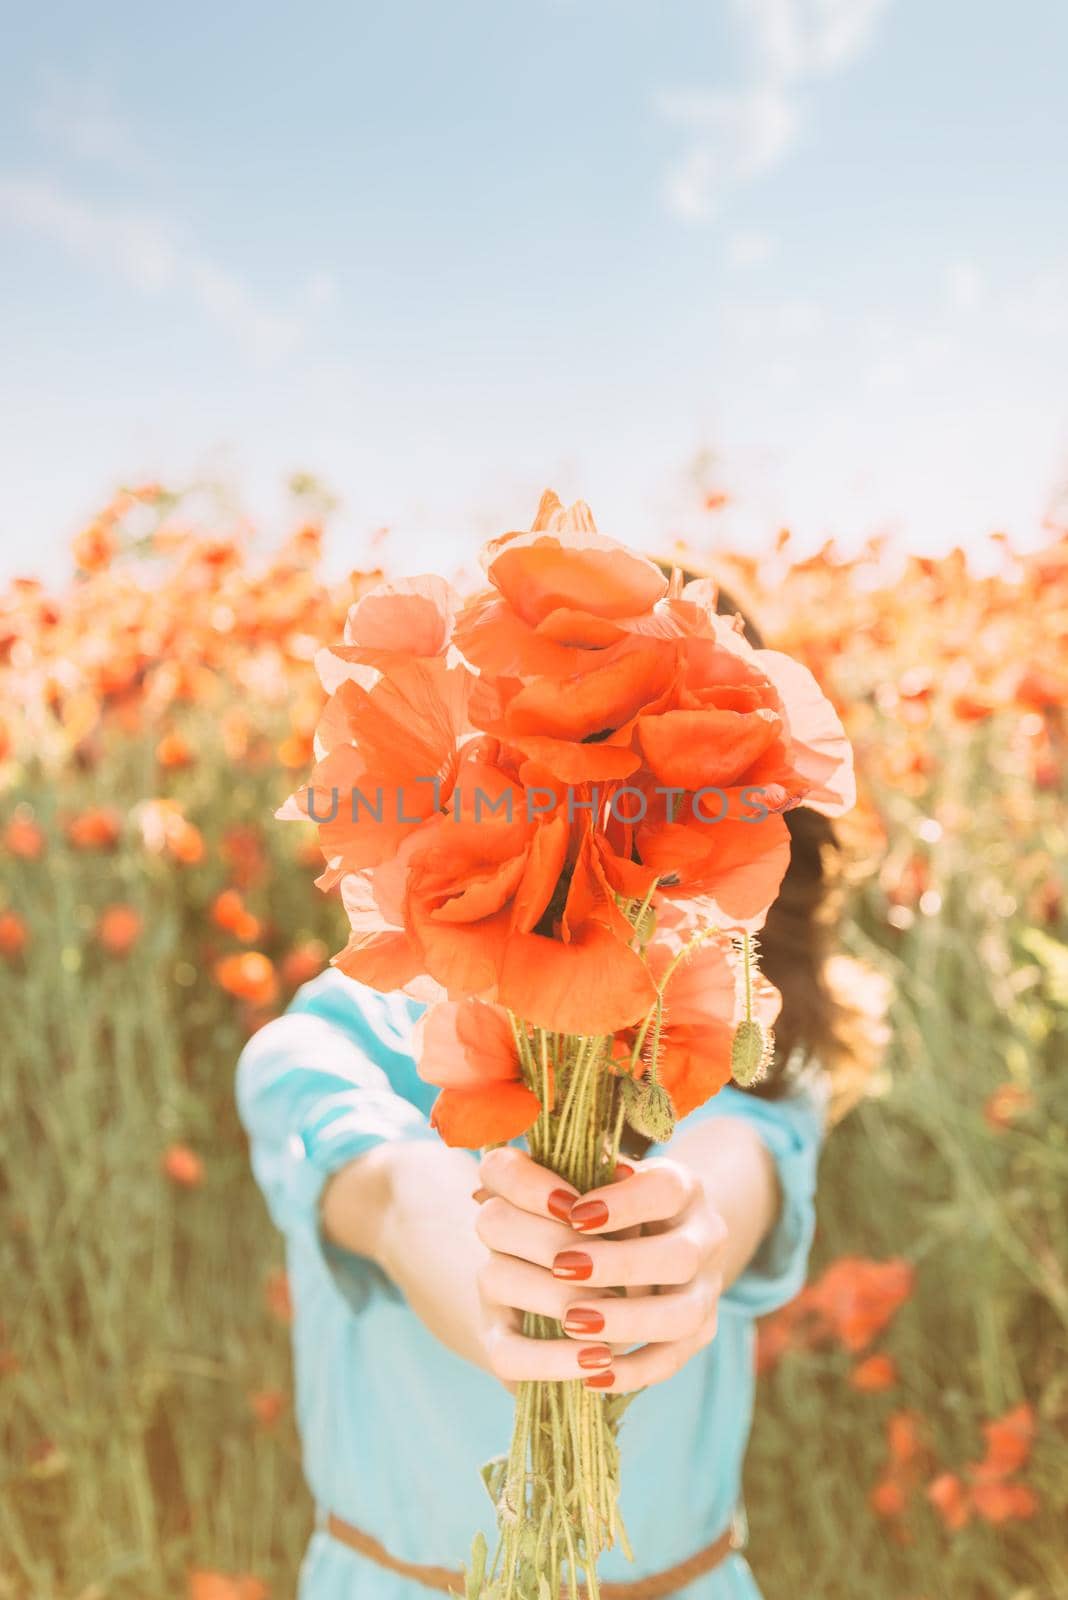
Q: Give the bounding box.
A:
[322,1139,485,1364]
[322,1114,780,1390]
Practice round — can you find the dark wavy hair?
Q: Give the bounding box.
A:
[656,567,882,1106]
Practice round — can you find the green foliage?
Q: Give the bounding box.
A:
[1,719,1066,1599]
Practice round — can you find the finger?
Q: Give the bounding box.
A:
[476,1196,574,1267]
[608,1221,654,1301]
[568,1159,699,1236]
[561,1279,719,1345]
[584,1326,712,1393]
[479,1146,579,1224]
[479,1253,610,1323]
[551,1220,707,1290]
[485,1325,615,1385]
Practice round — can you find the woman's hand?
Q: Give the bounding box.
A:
[476,1147,729,1392]
[325,1112,776,1384]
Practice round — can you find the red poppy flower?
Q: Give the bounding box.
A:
[96,903,143,956]
[215,952,279,1007]
[612,904,780,1117]
[416,997,543,1147]
[162,1144,205,1188]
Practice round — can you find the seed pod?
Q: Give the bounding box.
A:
[731,1019,772,1087]
[622,1075,676,1143]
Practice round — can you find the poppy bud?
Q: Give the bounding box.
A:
[731,1019,773,1087]
[622,1076,676,1143]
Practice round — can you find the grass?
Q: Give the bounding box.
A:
[1,517,1066,1598]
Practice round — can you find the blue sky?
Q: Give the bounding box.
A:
[2,0,1068,580]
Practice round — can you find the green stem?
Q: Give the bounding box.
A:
[479,1027,630,1600]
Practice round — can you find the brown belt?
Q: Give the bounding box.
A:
[324,1512,741,1598]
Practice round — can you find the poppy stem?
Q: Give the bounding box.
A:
[480,1028,626,1600]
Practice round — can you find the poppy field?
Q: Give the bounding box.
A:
[1,487,1067,1599]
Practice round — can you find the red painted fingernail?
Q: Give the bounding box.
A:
[563,1306,605,1335]
[569,1199,609,1232]
[614,1162,635,1180]
[578,1344,613,1370]
[471,1187,491,1204]
[585,1370,616,1389]
[552,1250,593,1281]
[547,1188,577,1222]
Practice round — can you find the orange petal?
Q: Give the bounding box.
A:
[971,1403,1036,1482]
[505,647,672,741]
[657,1022,734,1119]
[649,934,736,1023]
[430,848,529,924]
[533,606,629,647]
[346,660,470,788]
[756,649,856,816]
[508,734,641,784]
[970,1480,1039,1523]
[454,592,590,678]
[294,744,437,871]
[498,923,656,1034]
[529,488,595,532]
[412,818,531,923]
[415,998,518,1088]
[449,757,526,826]
[342,574,460,660]
[410,903,511,995]
[332,928,425,992]
[637,707,782,790]
[484,526,667,628]
[594,833,659,901]
[511,811,570,933]
[561,826,636,944]
[639,813,791,927]
[431,1081,542,1148]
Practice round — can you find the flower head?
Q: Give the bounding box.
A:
[415,997,542,1147]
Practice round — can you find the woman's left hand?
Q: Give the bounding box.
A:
[476,1147,729,1392]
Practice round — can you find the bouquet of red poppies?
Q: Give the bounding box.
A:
[281,491,854,1600]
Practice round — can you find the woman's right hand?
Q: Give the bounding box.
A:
[476,1145,728,1393]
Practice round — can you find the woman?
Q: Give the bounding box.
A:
[236,590,867,1600]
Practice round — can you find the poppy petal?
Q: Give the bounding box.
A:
[757,649,856,816]
[484,527,667,627]
[455,592,589,678]
[342,575,460,661]
[415,998,518,1088]
[657,1023,735,1119]
[510,811,570,933]
[637,707,782,791]
[639,813,791,927]
[498,923,656,1033]
[505,647,673,742]
[508,735,642,784]
[431,1082,542,1148]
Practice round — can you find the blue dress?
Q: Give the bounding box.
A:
[236,970,822,1600]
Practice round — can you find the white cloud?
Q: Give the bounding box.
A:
[0,175,325,363]
[1005,272,1068,337]
[33,74,145,172]
[724,228,778,269]
[946,261,985,315]
[657,84,799,220]
[742,0,892,78]
[658,0,892,222]
[726,297,826,340]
